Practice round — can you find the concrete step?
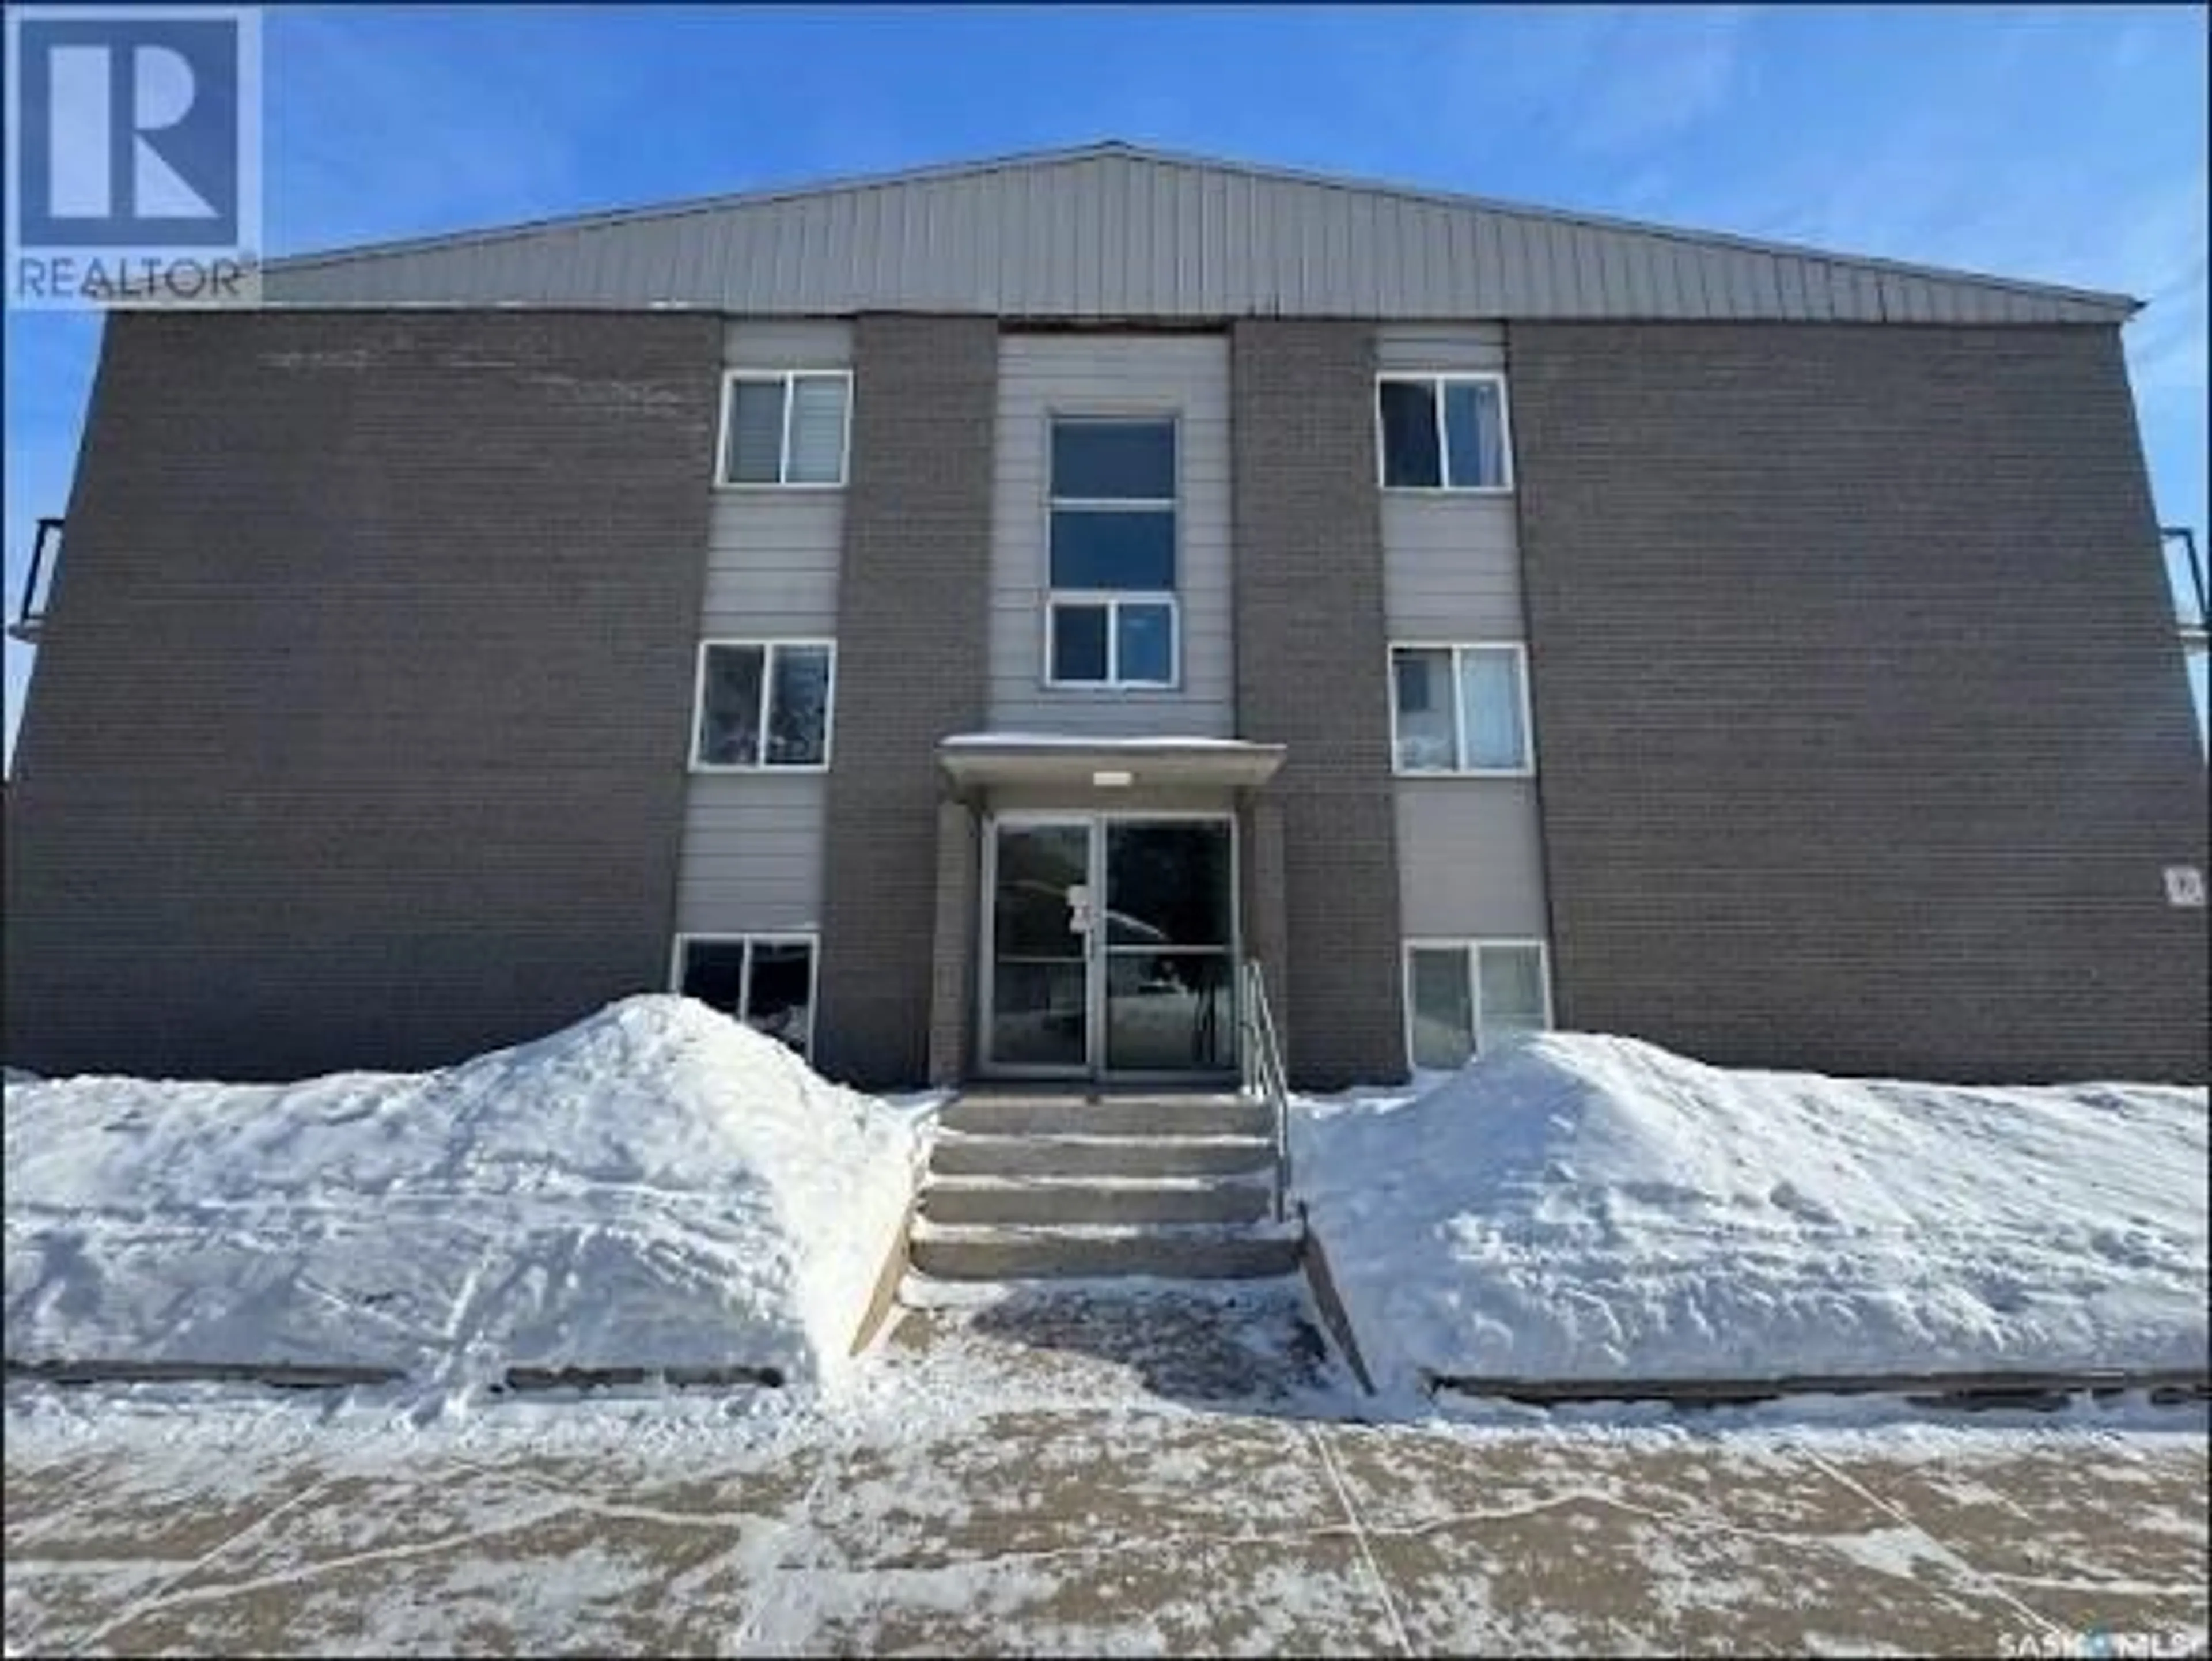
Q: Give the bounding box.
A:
[908,1221,1305,1282]
[929,1131,1275,1181]
[919,1174,1277,1227]
[941,1094,1272,1140]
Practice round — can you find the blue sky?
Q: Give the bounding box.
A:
[5,3,2208,764]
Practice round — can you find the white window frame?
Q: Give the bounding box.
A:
[1044,413,1181,691]
[1402,938,1554,1074]
[1375,371,1516,494]
[670,931,821,1060]
[715,368,853,490]
[690,638,838,773]
[1043,592,1183,691]
[1387,641,1536,777]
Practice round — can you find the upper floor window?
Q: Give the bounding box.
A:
[692,640,835,770]
[1377,373,1512,491]
[1047,417,1178,687]
[1391,643,1533,774]
[719,369,850,487]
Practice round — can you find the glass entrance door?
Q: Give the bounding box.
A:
[983,815,1237,1080]
[986,820,1093,1072]
[1102,820,1235,1073]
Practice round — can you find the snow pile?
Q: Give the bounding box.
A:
[1294,1034,2209,1392]
[5,996,922,1393]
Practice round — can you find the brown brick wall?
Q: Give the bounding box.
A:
[4,309,720,1079]
[1230,321,1408,1088]
[1509,321,2208,1083]
[926,799,980,1088]
[815,316,997,1087]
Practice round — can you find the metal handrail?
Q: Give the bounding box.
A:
[1239,958,1291,1223]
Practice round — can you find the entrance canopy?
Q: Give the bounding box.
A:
[926,733,1291,1087]
[938,734,1287,793]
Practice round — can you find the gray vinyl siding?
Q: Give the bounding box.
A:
[701,320,849,633]
[264,147,2133,326]
[987,331,1234,737]
[675,320,846,941]
[1377,327,1524,638]
[1377,325,1552,946]
[673,787,825,933]
[1380,504,1524,638]
[1393,782,1550,937]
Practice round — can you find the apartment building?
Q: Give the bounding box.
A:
[6,143,2205,1089]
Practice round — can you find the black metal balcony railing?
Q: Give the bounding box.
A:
[9,516,62,644]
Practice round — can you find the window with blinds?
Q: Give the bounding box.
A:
[718,370,851,487]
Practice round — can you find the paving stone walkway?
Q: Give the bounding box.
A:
[6,1287,2207,1656]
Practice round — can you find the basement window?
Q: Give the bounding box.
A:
[692,641,835,769]
[1377,373,1513,491]
[674,934,818,1057]
[1406,940,1551,1072]
[1390,643,1533,774]
[719,369,851,487]
[1047,417,1179,687]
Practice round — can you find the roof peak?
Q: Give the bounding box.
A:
[262,142,2139,323]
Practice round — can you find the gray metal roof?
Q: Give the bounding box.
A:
[263,142,2137,326]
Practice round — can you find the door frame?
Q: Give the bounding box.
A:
[977,812,1095,1082]
[976,808,1241,1084]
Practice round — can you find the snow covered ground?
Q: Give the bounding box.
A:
[5,997,925,1395]
[6,1001,2206,1652]
[5,1303,2206,1657]
[1293,1034,2210,1393]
